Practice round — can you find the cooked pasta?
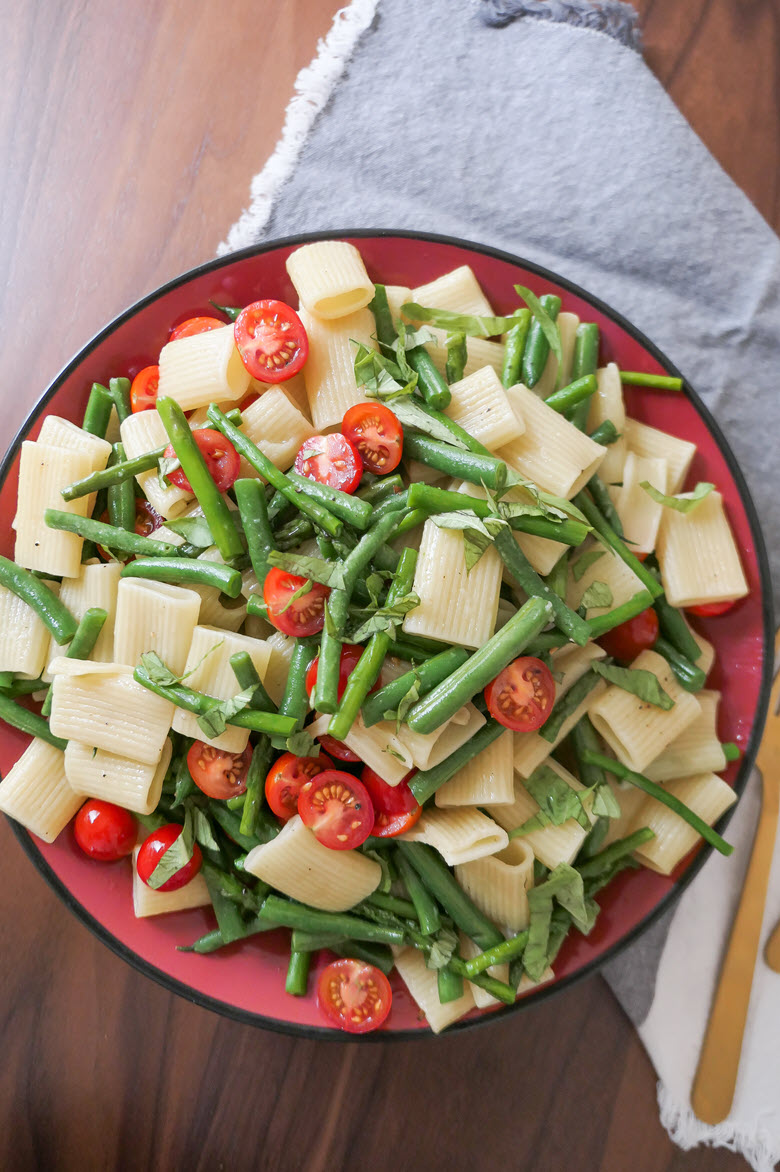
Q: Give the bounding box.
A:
[299,306,377,430]
[435,730,515,807]
[445,366,525,450]
[400,806,509,865]
[655,490,749,608]
[286,240,375,319]
[0,738,81,843]
[65,737,173,815]
[629,773,737,875]
[14,441,95,577]
[113,579,201,676]
[498,385,606,499]
[158,324,250,410]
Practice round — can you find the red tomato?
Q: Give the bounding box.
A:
[316,733,361,764]
[130,365,160,412]
[263,567,330,637]
[298,770,374,850]
[264,751,333,821]
[136,824,203,892]
[317,958,392,1033]
[234,299,308,383]
[187,741,253,800]
[293,434,362,494]
[598,607,660,661]
[306,643,380,703]
[170,315,223,341]
[163,428,240,494]
[687,599,739,617]
[484,656,556,732]
[73,799,136,861]
[361,765,422,838]
[342,403,403,475]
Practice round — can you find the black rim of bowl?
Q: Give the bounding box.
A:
[2,228,774,1043]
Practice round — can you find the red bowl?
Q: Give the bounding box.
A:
[1,230,772,1039]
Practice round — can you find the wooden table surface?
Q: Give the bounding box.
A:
[0,3,775,1169]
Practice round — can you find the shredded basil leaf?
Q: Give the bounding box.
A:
[640,480,714,513]
[268,550,347,591]
[591,784,621,819]
[349,591,420,642]
[361,848,393,894]
[445,332,468,383]
[510,765,592,836]
[146,808,195,890]
[513,284,563,370]
[580,581,614,610]
[162,515,217,547]
[523,862,596,981]
[400,302,527,338]
[286,729,317,757]
[278,579,313,615]
[429,510,505,572]
[189,805,221,852]
[572,549,605,581]
[425,925,459,970]
[157,454,181,490]
[382,395,468,448]
[382,745,407,764]
[591,661,675,709]
[196,684,258,739]
[140,643,225,688]
[353,341,413,397]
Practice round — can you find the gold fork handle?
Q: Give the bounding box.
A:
[690,790,779,1124]
[764,911,780,970]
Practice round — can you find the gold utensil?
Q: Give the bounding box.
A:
[766,919,780,971]
[690,627,780,1125]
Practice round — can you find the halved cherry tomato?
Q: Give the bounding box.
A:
[163,428,240,494]
[130,365,160,413]
[170,315,223,341]
[264,751,333,821]
[361,765,421,838]
[316,733,361,764]
[187,741,253,800]
[136,824,203,892]
[298,770,374,850]
[342,403,403,475]
[293,434,362,494]
[484,656,556,732]
[234,299,308,383]
[306,643,381,703]
[598,607,660,662]
[687,599,739,617]
[263,567,330,637]
[97,499,164,561]
[73,799,136,861]
[317,958,392,1033]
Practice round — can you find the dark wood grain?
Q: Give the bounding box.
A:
[0,2,774,1169]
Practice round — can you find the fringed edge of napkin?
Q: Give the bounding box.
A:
[217,0,381,256]
[476,0,641,48]
[658,1084,780,1172]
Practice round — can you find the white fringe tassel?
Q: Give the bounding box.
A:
[658,1083,780,1172]
[217,0,381,257]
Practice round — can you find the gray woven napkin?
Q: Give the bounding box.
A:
[221,3,780,1164]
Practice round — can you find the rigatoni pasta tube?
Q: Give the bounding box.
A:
[113,579,201,677]
[498,385,606,500]
[655,490,749,608]
[299,306,376,430]
[236,388,316,481]
[286,240,374,319]
[120,410,192,519]
[0,738,81,843]
[435,730,515,808]
[488,760,593,871]
[623,417,695,493]
[455,838,534,931]
[444,366,524,451]
[242,815,381,911]
[393,946,476,1034]
[411,265,494,316]
[629,772,737,875]
[14,441,95,578]
[400,807,508,865]
[0,583,56,678]
[644,691,726,782]
[65,737,173,815]
[157,324,250,410]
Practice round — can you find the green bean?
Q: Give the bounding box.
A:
[106,442,135,536]
[362,646,470,727]
[521,294,561,389]
[722,742,741,762]
[226,793,246,810]
[569,715,609,790]
[407,597,552,734]
[234,479,274,589]
[410,719,505,805]
[448,957,516,1005]
[619,371,683,391]
[41,607,107,718]
[402,435,508,492]
[0,672,13,691]
[246,595,268,619]
[312,512,401,714]
[120,557,242,597]
[580,750,733,855]
[406,345,451,410]
[385,638,436,663]
[493,529,590,646]
[396,842,503,950]
[573,491,663,599]
[358,475,405,506]
[369,489,409,525]
[82,384,114,438]
[368,284,397,347]
[544,374,597,415]
[586,591,654,639]
[132,666,297,736]
[328,548,417,740]
[260,895,406,946]
[179,914,273,954]
[501,309,532,388]
[156,397,243,561]
[107,377,131,423]
[285,948,311,996]
[290,930,395,975]
[445,332,467,385]
[394,509,429,538]
[587,474,624,537]
[460,930,529,978]
[206,405,343,538]
[652,591,702,662]
[589,420,620,446]
[45,510,180,559]
[0,556,78,645]
[538,669,600,744]
[569,323,600,430]
[405,483,589,546]
[653,635,707,693]
[437,966,464,1004]
[272,639,317,748]
[0,693,66,749]
[286,471,373,530]
[209,801,278,851]
[365,891,418,919]
[274,516,315,550]
[524,631,569,656]
[576,828,656,881]
[404,400,494,458]
[230,651,277,714]
[396,850,441,935]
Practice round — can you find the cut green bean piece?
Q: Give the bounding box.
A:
[0,555,78,645]
[587,474,624,538]
[365,891,418,919]
[107,442,135,535]
[405,483,589,547]
[460,930,529,978]
[522,294,561,389]
[120,557,242,597]
[45,510,180,559]
[209,301,243,322]
[437,966,464,1004]
[260,895,406,946]
[133,667,296,736]
[652,591,702,662]
[722,742,740,762]
[619,371,683,391]
[0,693,67,750]
[107,377,132,423]
[230,651,277,713]
[409,720,505,805]
[569,323,600,431]
[539,669,600,744]
[493,529,590,646]
[587,590,654,639]
[358,475,405,506]
[285,948,311,996]
[589,420,620,447]
[368,284,397,347]
[544,374,597,415]
[653,636,707,693]
[286,471,373,530]
[239,736,274,838]
[402,434,508,492]
[271,637,317,748]
[396,850,441,936]
[573,491,663,599]
[362,646,470,727]
[406,345,451,410]
[41,607,107,718]
[82,384,114,438]
[501,309,532,388]
[397,841,503,951]
[234,478,274,589]
[580,749,733,855]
